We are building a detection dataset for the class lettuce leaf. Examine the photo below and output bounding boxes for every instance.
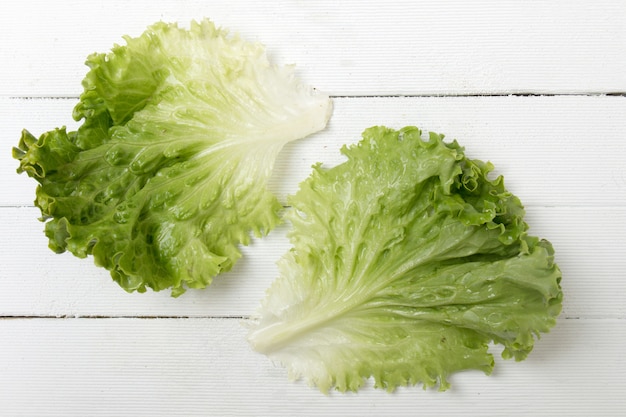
[13,19,332,296]
[247,126,562,392]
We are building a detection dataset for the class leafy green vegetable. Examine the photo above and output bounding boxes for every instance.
[247,126,562,393]
[13,19,332,296]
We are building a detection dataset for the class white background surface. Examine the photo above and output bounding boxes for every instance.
[1,1,625,416]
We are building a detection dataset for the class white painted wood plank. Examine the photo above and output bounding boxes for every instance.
[1,0,625,96]
[3,95,626,208]
[0,317,623,417]
[1,205,623,319]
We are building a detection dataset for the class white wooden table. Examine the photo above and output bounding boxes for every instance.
[1,1,625,416]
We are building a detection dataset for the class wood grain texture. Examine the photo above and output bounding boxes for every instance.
[0,318,624,417]
[1,0,625,96]
[0,1,624,416]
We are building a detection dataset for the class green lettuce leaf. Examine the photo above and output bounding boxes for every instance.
[247,126,562,392]
[13,19,332,296]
